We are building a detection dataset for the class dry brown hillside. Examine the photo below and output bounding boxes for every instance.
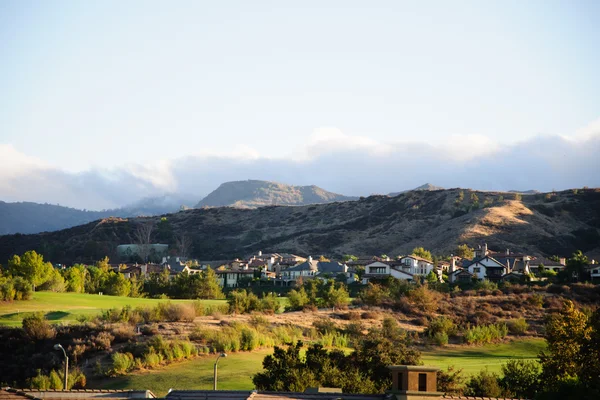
[0,188,598,264]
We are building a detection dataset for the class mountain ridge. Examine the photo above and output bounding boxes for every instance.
[1,188,598,265]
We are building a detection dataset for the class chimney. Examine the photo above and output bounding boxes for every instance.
[308,255,312,263]
[258,250,262,257]
[560,257,566,266]
[450,257,456,273]
[483,243,488,256]
[388,365,443,400]
[506,248,510,255]
[141,264,148,277]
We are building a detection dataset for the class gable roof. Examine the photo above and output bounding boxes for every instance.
[462,256,506,269]
[0,389,155,400]
[400,255,433,263]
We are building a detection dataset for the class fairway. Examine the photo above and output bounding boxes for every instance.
[91,349,273,396]
[421,338,546,375]
[0,292,226,326]
[92,339,545,395]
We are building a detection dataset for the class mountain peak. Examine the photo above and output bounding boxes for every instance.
[195,180,358,208]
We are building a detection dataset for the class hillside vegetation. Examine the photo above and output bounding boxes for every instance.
[196,180,358,208]
[0,188,599,264]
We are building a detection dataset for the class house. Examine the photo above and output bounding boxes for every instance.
[0,388,155,400]
[447,257,473,283]
[361,261,413,284]
[215,268,256,288]
[277,257,350,286]
[586,260,599,280]
[397,255,435,276]
[462,255,508,282]
[528,257,566,273]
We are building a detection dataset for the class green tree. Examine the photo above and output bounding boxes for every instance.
[411,247,432,261]
[323,283,350,309]
[539,300,592,390]
[342,255,358,262]
[566,250,589,282]
[287,287,310,311]
[465,368,504,397]
[426,270,438,283]
[500,360,540,399]
[104,272,131,297]
[7,251,53,290]
[64,264,86,293]
[196,267,224,299]
[455,244,474,259]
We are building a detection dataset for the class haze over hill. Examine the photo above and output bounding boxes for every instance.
[1,188,598,265]
[196,180,358,208]
[0,194,192,235]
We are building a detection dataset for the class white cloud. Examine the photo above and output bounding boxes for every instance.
[1,120,599,210]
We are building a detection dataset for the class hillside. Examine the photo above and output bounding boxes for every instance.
[1,188,598,264]
[195,180,358,208]
[0,195,190,235]
[388,183,444,197]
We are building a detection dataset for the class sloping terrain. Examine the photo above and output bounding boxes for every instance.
[0,195,191,235]
[0,189,598,264]
[196,180,358,208]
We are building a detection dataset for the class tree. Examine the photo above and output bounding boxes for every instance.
[437,366,465,395]
[539,300,592,390]
[411,247,432,261]
[133,222,154,262]
[104,272,131,297]
[175,234,192,258]
[22,313,56,340]
[426,270,439,283]
[465,368,504,397]
[196,267,224,299]
[7,251,53,290]
[342,255,358,262]
[318,255,330,262]
[64,265,86,293]
[566,250,589,282]
[323,283,350,309]
[500,360,540,399]
[455,244,474,259]
[287,287,310,311]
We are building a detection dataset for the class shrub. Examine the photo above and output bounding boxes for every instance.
[259,293,280,314]
[93,331,114,350]
[463,323,508,345]
[425,316,458,339]
[313,318,337,334]
[361,310,380,319]
[506,318,529,335]
[143,350,162,368]
[22,313,56,340]
[465,368,504,397]
[527,293,544,308]
[249,313,269,327]
[158,302,196,322]
[111,324,136,342]
[109,352,135,376]
[432,331,449,346]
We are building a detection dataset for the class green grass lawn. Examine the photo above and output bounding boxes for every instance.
[0,292,226,326]
[421,338,546,375]
[91,349,273,396]
[91,338,545,395]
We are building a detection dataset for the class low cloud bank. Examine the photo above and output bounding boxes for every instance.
[1,127,599,210]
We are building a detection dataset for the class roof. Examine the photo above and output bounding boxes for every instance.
[317,261,347,274]
[0,389,155,400]
[400,255,433,264]
[165,391,387,400]
[164,390,526,400]
[462,256,506,269]
[529,257,565,267]
[285,260,319,272]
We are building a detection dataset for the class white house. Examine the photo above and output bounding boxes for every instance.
[462,255,508,282]
[397,255,435,276]
[215,269,255,288]
[361,261,413,284]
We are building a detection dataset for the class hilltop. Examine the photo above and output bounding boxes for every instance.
[388,183,445,197]
[1,188,598,264]
[195,180,358,208]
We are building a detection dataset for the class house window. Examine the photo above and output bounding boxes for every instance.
[404,259,411,265]
[473,267,481,273]
[418,373,427,391]
[370,267,387,274]
[397,373,404,390]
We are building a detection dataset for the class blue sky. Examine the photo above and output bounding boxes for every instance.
[0,1,599,208]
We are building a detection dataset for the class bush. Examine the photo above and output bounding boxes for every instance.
[425,316,457,339]
[432,331,449,346]
[506,318,529,335]
[22,313,56,340]
[158,302,196,322]
[109,352,135,376]
[143,350,162,368]
[313,318,337,334]
[463,323,508,345]
[93,331,114,350]
[465,368,504,397]
[111,324,136,342]
[527,293,544,308]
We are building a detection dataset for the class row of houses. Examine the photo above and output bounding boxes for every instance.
[111,245,598,288]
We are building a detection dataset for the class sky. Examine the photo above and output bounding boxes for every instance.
[1,0,599,209]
